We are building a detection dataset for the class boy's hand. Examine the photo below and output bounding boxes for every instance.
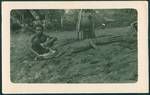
[40,43,47,48]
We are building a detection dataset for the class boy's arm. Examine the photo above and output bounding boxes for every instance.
[31,35,36,43]
[31,35,40,45]
[40,35,51,47]
[41,35,57,48]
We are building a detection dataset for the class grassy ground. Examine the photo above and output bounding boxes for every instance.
[10,26,137,83]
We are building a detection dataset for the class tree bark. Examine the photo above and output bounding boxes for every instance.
[53,32,136,57]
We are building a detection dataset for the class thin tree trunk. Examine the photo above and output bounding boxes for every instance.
[60,15,64,32]
[76,9,82,40]
[29,10,39,19]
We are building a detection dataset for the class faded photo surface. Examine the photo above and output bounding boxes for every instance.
[10,9,138,83]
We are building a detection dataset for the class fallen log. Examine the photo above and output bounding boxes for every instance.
[52,31,137,57]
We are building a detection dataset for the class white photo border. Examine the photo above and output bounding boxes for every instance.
[2,1,149,94]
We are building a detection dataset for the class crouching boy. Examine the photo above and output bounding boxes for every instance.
[31,26,57,60]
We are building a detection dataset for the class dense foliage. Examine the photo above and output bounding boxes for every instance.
[10,9,137,32]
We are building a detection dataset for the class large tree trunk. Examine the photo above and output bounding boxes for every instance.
[81,12,96,40]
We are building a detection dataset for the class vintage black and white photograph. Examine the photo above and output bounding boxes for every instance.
[10,9,138,83]
[2,1,148,93]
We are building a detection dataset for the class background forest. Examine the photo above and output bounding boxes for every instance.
[11,9,137,32]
